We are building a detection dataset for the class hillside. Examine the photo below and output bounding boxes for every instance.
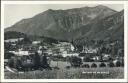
[74,10,124,41]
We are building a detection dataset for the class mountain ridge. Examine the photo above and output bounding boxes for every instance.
[5,5,123,43]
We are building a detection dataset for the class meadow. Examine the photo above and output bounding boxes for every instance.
[4,67,124,79]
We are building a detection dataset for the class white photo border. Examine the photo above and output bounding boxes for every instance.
[1,1,128,82]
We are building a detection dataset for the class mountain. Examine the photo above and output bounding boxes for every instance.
[5,5,123,43]
[74,10,124,42]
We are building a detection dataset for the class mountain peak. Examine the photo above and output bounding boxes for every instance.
[95,5,107,8]
[94,5,117,12]
[47,9,54,12]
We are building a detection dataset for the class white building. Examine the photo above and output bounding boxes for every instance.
[82,46,98,53]
[71,44,75,51]
[9,50,29,56]
[62,52,79,57]
[5,38,24,43]
[102,54,111,61]
[32,41,41,45]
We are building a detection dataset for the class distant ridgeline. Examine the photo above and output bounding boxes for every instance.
[4,31,26,40]
[4,31,61,44]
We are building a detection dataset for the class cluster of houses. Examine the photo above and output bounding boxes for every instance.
[4,37,124,69]
[52,42,77,57]
[4,38,76,62]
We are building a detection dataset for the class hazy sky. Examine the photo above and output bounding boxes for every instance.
[4,4,123,28]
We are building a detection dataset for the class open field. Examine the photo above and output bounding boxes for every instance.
[4,67,124,79]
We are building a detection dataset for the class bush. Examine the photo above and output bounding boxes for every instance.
[121,62,124,67]
[83,57,94,62]
[116,61,122,67]
[70,56,82,67]
[32,52,41,69]
[82,64,90,68]
[99,63,106,67]
[108,62,115,67]
[91,63,97,68]
[8,57,22,70]
[8,58,14,68]
[40,55,50,69]
[21,62,34,71]
[66,66,71,69]
[4,52,15,59]
[53,66,60,70]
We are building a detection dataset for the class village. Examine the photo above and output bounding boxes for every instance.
[4,36,124,72]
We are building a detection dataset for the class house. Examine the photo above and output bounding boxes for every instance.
[102,54,111,61]
[21,44,40,52]
[82,46,98,53]
[71,44,75,51]
[4,38,24,43]
[9,50,29,56]
[92,56,100,61]
[32,41,41,45]
[56,42,75,52]
[62,53,79,57]
[43,49,53,55]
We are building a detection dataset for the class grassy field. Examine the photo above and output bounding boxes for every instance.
[4,67,124,79]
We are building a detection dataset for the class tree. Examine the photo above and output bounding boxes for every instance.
[70,56,82,67]
[15,58,22,70]
[83,57,94,62]
[8,56,22,70]
[32,52,40,69]
[4,52,15,59]
[8,57,14,68]
[40,55,49,68]
[116,61,121,67]
[91,63,97,68]
[99,63,106,67]
[108,62,115,67]
[18,36,32,45]
[81,64,90,68]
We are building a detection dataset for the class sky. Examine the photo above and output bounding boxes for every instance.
[4,4,124,28]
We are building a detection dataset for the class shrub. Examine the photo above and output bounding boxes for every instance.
[82,64,90,68]
[83,57,94,62]
[91,63,97,68]
[21,62,34,71]
[108,62,115,67]
[70,56,82,67]
[121,62,124,67]
[54,66,60,70]
[99,63,106,67]
[40,55,50,69]
[32,52,41,69]
[4,52,15,59]
[66,66,71,69]
[8,58,14,68]
[8,57,22,70]
[116,61,122,67]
